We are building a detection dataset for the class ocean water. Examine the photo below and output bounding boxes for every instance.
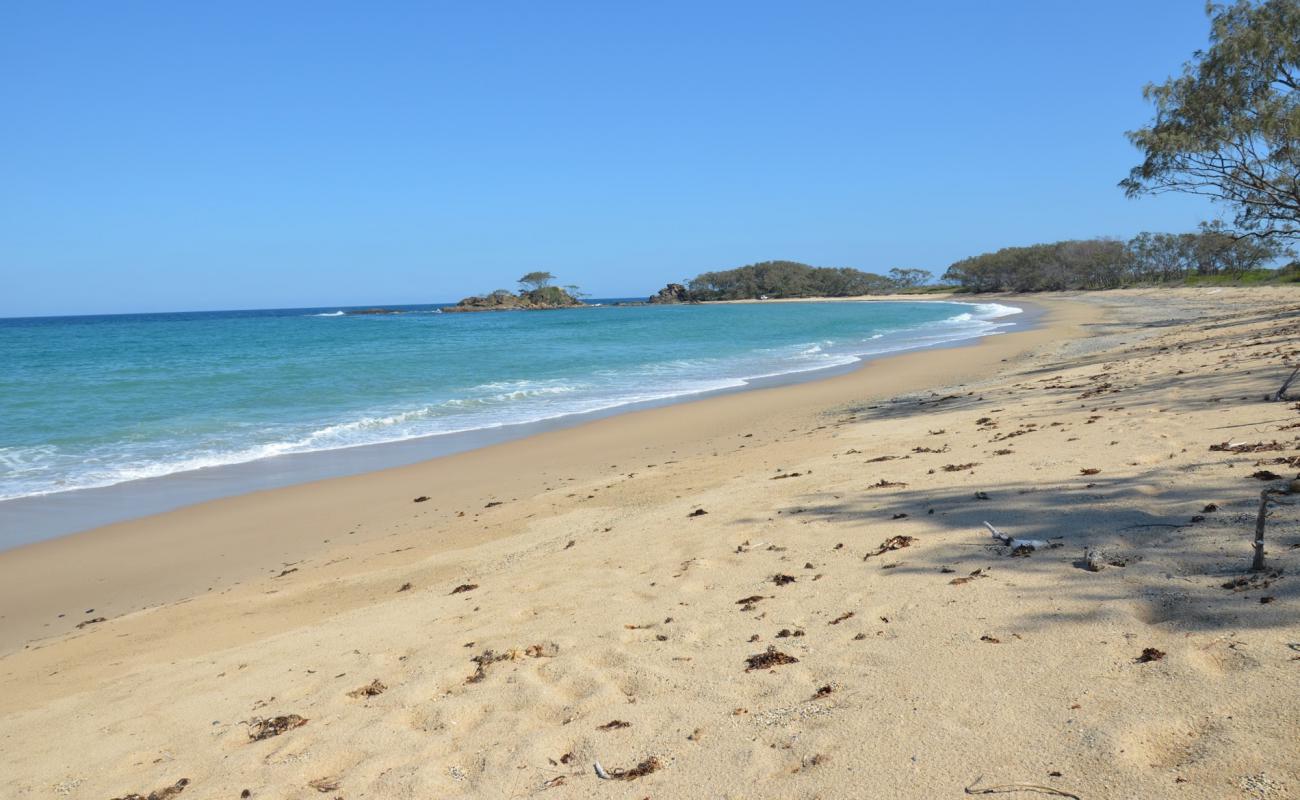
[0,300,1021,503]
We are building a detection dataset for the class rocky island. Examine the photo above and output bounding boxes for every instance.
[647,282,691,304]
[444,272,586,313]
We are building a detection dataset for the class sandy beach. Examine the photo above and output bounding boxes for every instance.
[3,288,1299,799]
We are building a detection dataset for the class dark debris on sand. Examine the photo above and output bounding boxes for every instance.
[450,583,479,594]
[863,535,914,560]
[110,778,189,800]
[347,679,387,698]
[599,756,662,780]
[1136,647,1166,663]
[745,646,800,671]
[597,720,631,731]
[247,715,307,741]
[466,650,509,683]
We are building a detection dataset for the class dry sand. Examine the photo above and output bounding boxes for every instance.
[2,288,1299,800]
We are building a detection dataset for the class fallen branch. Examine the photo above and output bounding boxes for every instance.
[1252,489,1272,573]
[984,522,1047,551]
[964,775,1081,799]
[1272,364,1300,402]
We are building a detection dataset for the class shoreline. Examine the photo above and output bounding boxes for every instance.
[4,287,1299,799]
[0,295,1063,655]
[0,297,1036,549]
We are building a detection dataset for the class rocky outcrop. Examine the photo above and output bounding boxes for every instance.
[444,287,585,313]
[648,283,691,304]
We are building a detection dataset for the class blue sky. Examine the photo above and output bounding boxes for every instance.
[3,1,1218,317]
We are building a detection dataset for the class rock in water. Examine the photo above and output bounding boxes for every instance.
[648,283,690,304]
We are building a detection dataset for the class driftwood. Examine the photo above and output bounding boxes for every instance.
[1272,364,1300,401]
[984,522,1047,551]
[964,775,1080,799]
[1252,490,1271,572]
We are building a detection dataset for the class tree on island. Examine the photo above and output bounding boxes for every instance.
[518,271,556,291]
[1121,0,1300,241]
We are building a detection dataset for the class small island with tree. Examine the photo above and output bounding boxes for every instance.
[444,271,587,312]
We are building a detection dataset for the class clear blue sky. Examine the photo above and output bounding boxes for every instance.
[3,1,1219,317]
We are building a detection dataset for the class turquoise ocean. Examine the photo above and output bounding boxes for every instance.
[0,300,1022,507]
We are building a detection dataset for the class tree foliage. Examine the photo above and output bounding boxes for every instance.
[685,261,900,300]
[942,228,1292,291]
[518,271,555,290]
[887,268,933,289]
[1122,0,1300,240]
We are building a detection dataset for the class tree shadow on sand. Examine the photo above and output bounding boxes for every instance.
[731,466,1298,637]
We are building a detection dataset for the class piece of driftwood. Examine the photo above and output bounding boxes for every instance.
[964,775,1080,799]
[984,522,1047,551]
[1272,364,1300,401]
[1252,489,1270,572]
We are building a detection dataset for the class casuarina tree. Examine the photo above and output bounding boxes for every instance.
[1121,0,1300,240]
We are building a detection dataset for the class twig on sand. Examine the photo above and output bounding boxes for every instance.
[964,775,1081,799]
[1252,489,1274,572]
[983,522,1047,551]
[1271,364,1299,401]
[592,757,660,780]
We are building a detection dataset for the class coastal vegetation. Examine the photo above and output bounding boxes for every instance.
[679,261,931,301]
[941,225,1295,292]
[1122,0,1300,243]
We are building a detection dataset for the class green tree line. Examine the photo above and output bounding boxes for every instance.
[684,261,933,300]
[941,224,1294,292]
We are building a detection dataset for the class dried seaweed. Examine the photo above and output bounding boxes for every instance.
[595,756,662,780]
[863,535,914,559]
[949,568,986,586]
[1079,468,1101,475]
[771,574,797,586]
[1251,470,1283,480]
[307,776,340,793]
[76,616,107,629]
[1210,440,1288,453]
[397,582,412,592]
[110,778,190,800]
[247,715,307,741]
[868,479,908,488]
[347,679,386,698]
[942,463,980,472]
[745,645,799,671]
[1136,647,1165,663]
[450,583,479,594]
[466,650,509,683]
[688,508,708,517]
[597,720,631,731]
[412,495,430,503]
[828,611,855,625]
